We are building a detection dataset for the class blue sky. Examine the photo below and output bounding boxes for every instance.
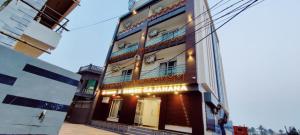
[40,0,300,131]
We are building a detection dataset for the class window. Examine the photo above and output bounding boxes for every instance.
[85,80,97,94]
[121,69,132,82]
[108,99,123,120]
[159,61,177,76]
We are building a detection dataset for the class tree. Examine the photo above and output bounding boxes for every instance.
[279,129,285,135]
[249,127,257,135]
[268,129,275,135]
[288,127,299,135]
[258,125,267,135]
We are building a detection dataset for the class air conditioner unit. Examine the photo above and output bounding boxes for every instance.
[124,21,132,29]
[149,29,159,38]
[111,65,121,73]
[118,42,126,49]
[154,6,163,14]
[145,54,156,64]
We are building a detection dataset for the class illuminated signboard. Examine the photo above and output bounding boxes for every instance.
[102,84,188,95]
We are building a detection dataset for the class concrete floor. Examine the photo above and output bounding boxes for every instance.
[59,123,119,135]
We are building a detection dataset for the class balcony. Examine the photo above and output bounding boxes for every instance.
[111,43,139,58]
[103,75,132,84]
[145,27,185,48]
[140,64,186,79]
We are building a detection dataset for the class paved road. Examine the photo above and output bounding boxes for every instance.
[59,123,119,135]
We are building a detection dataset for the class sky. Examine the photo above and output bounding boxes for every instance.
[40,0,300,131]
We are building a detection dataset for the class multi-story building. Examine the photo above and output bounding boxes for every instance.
[0,0,80,134]
[91,0,231,134]
[66,64,103,124]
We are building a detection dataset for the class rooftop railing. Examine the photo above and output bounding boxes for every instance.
[145,27,186,47]
[148,0,186,21]
[103,74,132,84]
[79,64,103,73]
[111,43,139,57]
[76,88,95,96]
[140,64,186,79]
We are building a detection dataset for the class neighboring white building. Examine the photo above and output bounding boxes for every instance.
[0,0,80,134]
[0,0,79,57]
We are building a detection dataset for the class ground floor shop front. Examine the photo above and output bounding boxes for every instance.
[92,91,204,135]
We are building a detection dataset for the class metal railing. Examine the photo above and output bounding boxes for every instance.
[77,88,95,95]
[79,64,103,73]
[103,74,132,84]
[111,43,139,57]
[140,64,186,79]
[145,27,186,47]
[20,0,71,32]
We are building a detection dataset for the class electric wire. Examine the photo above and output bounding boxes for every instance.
[140,0,261,76]
[103,0,263,77]
[70,0,228,32]
[70,15,121,31]
[102,0,229,76]
[103,0,252,77]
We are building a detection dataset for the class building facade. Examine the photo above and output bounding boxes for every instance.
[66,64,103,124]
[0,0,80,134]
[91,0,231,134]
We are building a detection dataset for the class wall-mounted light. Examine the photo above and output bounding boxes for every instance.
[132,10,137,15]
[187,49,194,62]
[141,33,145,40]
[188,14,193,23]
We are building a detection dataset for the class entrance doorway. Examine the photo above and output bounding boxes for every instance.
[134,98,161,128]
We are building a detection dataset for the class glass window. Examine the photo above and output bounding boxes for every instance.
[121,69,132,82]
[159,61,177,76]
[85,80,97,94]
[109,99,123,119]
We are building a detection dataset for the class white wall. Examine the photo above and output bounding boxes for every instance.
[24,21,62,49]
[0,0,46,47]
[194,0,218,96]
[0,45,80,134]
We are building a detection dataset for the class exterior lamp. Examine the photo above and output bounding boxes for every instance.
[188,14,193,23]
[132,10,137,15]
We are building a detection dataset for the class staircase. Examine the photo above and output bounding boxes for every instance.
[91,120,190,135]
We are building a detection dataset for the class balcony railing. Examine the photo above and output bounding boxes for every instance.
[118,20,146,36]
[103,75,132,84]
[140,64,186,79]
[76,88,95,96]
[145,27,186,47]
[148,0,186,21]
[111,43,139,57]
